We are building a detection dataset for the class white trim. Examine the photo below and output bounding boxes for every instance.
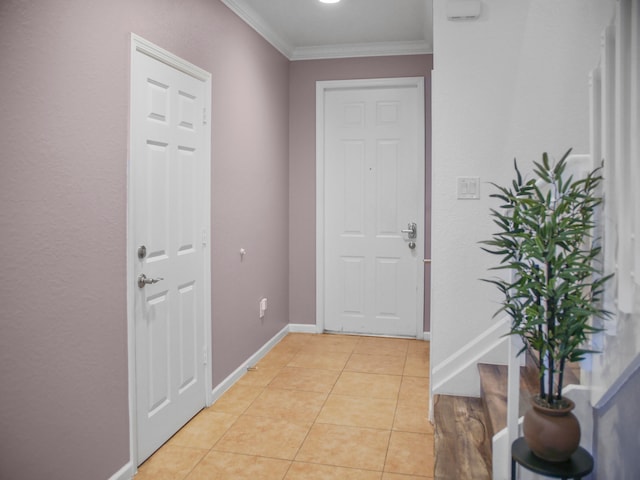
[127,33,212,469]
[316,77,426,339]
[131,34,210,81]
[220,0,431,60]
[431,316,512,396]
[126,34,139,472]
[423,332,431,341]
[220,0,292,58]
[594,353,640,409]
[291,40,431,61]
[492,416,524,480]
[210,325,290,403]
[505,333,520,478]
[316,80,326,334]
[108,462,134,480]
[202,66,213,408]
[289,323,320,334]
[432,316,509,377]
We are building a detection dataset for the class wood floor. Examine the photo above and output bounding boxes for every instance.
[433,395,492,480]
[432,352,582,480]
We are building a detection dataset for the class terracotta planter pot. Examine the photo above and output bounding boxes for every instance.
[522,395,581,463]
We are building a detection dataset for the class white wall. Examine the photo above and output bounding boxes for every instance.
[587,2,640,475]
[586,0,640,408]
[430,0,616,395]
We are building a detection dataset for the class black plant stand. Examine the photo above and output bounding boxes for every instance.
[511,437,594,480]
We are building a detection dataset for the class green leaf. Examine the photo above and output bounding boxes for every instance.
[480,149,613,398]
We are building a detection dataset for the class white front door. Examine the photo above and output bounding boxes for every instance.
[129,36,211,464]
[318,78,425,337]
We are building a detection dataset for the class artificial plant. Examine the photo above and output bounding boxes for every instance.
[481,148,612,408]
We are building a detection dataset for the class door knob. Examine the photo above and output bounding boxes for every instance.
[138,274,164,288]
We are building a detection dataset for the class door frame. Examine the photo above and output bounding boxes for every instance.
[126,33,213,468]
[315,77,426,338]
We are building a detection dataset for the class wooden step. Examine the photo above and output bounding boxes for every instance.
[478,364,507,441]
[432,356,582,480]
[433,394,492,480]
[478,363,538,440]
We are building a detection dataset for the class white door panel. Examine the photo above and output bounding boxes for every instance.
[130,41,210,464]
[321,79,424,337]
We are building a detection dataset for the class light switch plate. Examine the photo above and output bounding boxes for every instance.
[457,176,480,199]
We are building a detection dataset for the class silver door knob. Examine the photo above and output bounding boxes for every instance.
[138,274,164,288]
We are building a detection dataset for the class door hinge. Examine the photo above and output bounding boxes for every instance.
[202,106,207,126]
[202,229,208,246]
[203,349,208,366]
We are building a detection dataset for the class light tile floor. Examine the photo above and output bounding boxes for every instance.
[135,333,433,480]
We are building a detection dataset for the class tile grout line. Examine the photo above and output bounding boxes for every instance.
[287,337,356,472]
[139,333,433,478]
[379,348,408,477]
[197,343,298,477]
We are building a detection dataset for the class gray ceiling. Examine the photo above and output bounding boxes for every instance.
[221,0,433,60]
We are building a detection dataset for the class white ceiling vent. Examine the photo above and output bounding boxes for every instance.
[447,0,482,20]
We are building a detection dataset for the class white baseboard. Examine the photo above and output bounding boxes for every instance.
[210,325,290,404]
[109,461,134,480]
[288,323,430,340]
[288,323,320,334]
[209,322,427,404]
[119,324,426,479]
[116,325,302,480]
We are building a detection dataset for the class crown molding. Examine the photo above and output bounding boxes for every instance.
[221,0,432,61]
[291,40,432,61]
[221,0,294,59]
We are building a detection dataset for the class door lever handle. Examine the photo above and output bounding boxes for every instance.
[400,222,417,239]
[138,274,164,288]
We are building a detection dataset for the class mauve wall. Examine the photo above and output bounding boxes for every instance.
[288,55,433,332]
[0,1,289,478]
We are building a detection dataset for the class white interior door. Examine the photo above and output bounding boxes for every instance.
[130,36,211,464]
[318,78,425,337]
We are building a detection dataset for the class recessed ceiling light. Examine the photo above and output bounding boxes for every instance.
[319,0,341,4]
